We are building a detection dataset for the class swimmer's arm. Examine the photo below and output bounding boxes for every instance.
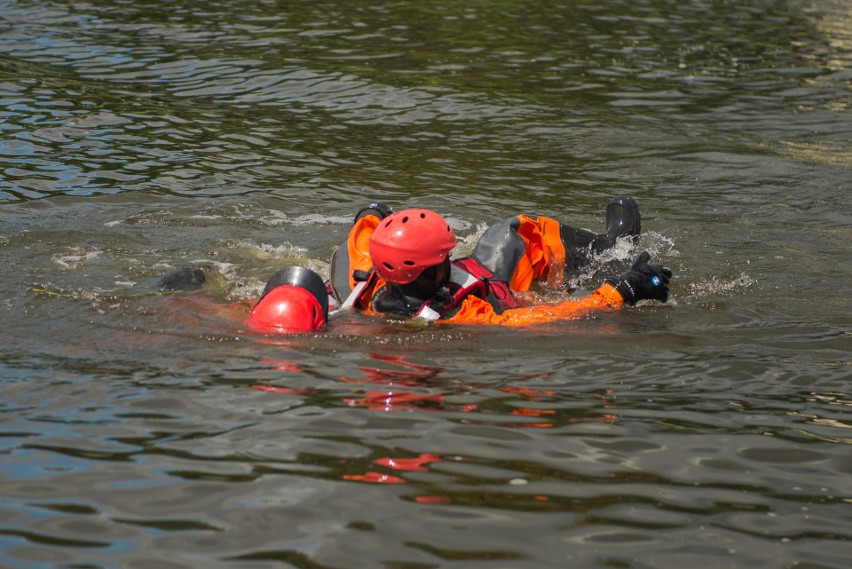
[445,284,624,326]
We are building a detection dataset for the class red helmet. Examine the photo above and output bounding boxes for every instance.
[246,267,329,334]
[246,285,325,333]
[369,209,456,284]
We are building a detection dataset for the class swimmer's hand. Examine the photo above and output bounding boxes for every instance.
[606,251,672,305]
[159,267,206,291]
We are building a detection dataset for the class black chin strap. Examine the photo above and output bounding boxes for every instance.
[371,258,452,317]
[374,284,455,317]
[373,286,427,316]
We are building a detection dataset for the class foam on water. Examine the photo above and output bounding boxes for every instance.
[258,209,353,227]
[52,246,103,269]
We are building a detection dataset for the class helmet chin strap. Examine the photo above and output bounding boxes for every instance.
[374,258,452,316]
[374,286,430,316]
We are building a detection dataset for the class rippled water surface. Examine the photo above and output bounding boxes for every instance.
[1,0,850,568]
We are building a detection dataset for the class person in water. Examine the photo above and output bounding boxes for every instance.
[237,196,672,333]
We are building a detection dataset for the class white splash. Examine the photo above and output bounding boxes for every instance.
[688,273,756,297]
[453,221,488,257]
[53,247,102,269]
[258,210,352,227]
[230,240,309,260]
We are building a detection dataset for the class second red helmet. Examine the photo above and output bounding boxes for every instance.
[245,266,329,333]
[246,285,325,333]
[369,209,456,284]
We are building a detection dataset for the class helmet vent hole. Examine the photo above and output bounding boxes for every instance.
[383,262,394,270]
[404,260,416,266]
[401,216,409,223]
[420,212,426,219]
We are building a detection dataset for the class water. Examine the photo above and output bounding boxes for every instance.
[1,0,850,567]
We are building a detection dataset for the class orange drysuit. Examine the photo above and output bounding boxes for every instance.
[331,211,627,326]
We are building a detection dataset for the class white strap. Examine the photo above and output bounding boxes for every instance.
[340,279,369,310]
[414,305,441,322]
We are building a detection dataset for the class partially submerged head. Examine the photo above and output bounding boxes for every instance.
[246,266,328,333]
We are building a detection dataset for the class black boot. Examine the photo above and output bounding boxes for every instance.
[589,195,641,253]
[561,196,641,276]
[604,195,641,245]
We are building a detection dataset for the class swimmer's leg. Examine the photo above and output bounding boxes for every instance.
[562,195,641,274]
[472,196,642,288]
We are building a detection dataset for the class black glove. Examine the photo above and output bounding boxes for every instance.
[605,251,672,305]
[158,267,206,291]
[354,202,393,222]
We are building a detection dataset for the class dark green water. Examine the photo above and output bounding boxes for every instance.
[1,1,850,568]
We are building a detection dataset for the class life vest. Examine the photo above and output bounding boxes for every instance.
[338,257,520,321]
